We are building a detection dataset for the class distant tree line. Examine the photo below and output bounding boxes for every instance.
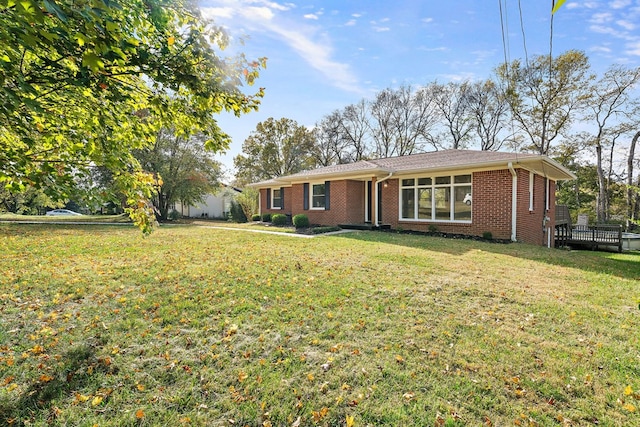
[235,50,640,228]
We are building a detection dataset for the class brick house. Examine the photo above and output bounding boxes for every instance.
[249,150,575,246]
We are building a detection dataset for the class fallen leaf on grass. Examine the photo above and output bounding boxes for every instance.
[135,409,145,419]
[346,415,355,427]
[312,407,328,422]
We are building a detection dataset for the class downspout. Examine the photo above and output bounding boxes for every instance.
[508,162,517,242]
[374,172,393,227]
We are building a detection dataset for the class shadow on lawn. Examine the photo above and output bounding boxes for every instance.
[336,230,640,282]
[0,336,113,426]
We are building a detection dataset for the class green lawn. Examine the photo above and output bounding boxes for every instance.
[0,224,638,426]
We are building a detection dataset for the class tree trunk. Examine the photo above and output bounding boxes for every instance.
[595,143,608,223]
[628,131,640,229]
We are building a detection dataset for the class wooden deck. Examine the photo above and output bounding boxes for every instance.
[554,206,623,252]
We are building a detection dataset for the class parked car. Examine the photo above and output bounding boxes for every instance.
[463,193,472,205]
[46,209,83,216]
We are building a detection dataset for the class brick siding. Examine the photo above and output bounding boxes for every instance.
[259,168,556,246]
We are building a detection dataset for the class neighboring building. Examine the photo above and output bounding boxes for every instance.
[248,150,576,246]
[177,185,241,219]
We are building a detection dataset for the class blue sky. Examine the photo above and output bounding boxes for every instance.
[198,0,640,178]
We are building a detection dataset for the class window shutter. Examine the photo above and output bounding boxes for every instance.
[324,181,330,210]
[303,183,309,210]
[280,187,285,209]
[266,188,271,208]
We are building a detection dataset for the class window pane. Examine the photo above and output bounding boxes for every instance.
[402,179,414,187]
[434,187,450,220]
[312,184,325,196]
[418,188,432,219]
[417,177,432,186]
[312,195,326,208]
[435,176,450,185]
[454,175,471,184]
[454,186,472,220]
[401,188,415,219]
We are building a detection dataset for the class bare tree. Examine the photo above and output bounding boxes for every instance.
[585,65,640,222]
[340,100,371,161]
[370,88,398,158]
[430,81,474,149]
[392,85,439,156]
[628,131,640,228]
[467,79,510,151]
[314,111,352,166]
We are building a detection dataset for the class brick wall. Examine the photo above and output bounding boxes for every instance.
[260,180,365,225]
[387,170,513,240]
[515,171,556,246]
[258,169,557,246]
[260,186,291,217]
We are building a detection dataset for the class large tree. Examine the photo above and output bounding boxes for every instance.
[0,0,264,232]
[585,65,640,222]
[234,118,316,185]
[496,50,593,155]
[135,128,222,221]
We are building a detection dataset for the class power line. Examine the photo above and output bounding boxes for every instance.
[518,0,529,67]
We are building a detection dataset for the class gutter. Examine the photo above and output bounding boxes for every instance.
[374,172,394,227]
[508,162,517,242]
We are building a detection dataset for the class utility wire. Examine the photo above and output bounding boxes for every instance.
[499,0,510,68]
[518,0,529,67]
[550,0,555,75]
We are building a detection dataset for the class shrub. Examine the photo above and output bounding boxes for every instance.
[271,213,287,226]
[292,214,309,228]
[168,210,180,221]
[482,231,493,240]
[311,226,341,234]
[228,200,247,223]
[261,213,271,222]
[428,224,438,233]
[251,214,261,221]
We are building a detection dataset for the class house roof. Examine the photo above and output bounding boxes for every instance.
[248,149,576,187]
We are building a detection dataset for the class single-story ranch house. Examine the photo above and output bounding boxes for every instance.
[249,150,576,246]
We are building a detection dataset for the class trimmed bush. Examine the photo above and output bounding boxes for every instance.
[311,226,341,234]
[482,231,493,240]
[292,214,309,228]
[271,213,287,226]
[228,200,247,223]
[261,213,271,222]
[251,214,261,221]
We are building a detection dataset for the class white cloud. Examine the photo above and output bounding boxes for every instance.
[422,17,434,24]
[352,13,362,18]
[441,72,476,82]
[374,27,390,32]
[590,12,614,23]
[201,0,362,94]
[626,41,640,55]
[617,19,636,30]
[419,46,448,52]
[590,45,612,53]
[345,19,356,26]
[201,7,235,19]
[609,0,631,9]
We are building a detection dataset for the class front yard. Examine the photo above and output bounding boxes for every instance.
[0,224,638,426]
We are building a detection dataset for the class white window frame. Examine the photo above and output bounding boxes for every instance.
[529,171,535,211]
[399,174,472,223]
[310,182,326,210]
[271,188,282,209]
